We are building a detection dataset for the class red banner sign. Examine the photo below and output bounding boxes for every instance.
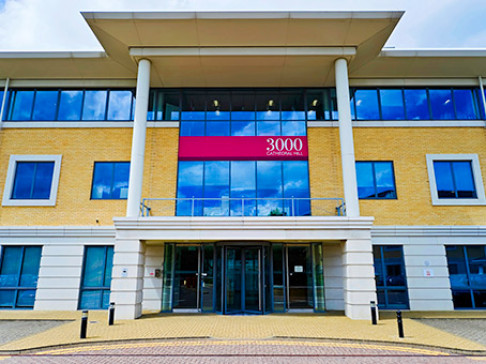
[179,136,308,161]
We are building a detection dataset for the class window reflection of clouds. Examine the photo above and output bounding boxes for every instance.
[58,91,83,120]
[82,90,107,120]
[176,161,310,216]
[107,91,132,120]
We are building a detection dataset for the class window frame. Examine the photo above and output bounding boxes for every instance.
[2,155,62,206]
[90,161,130,200]
[426,154,486,206]
[356,160,397,200]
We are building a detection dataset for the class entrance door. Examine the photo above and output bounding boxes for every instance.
[225,247,262,314]
[287,246,313,309]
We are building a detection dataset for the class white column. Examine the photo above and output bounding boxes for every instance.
[126,59,151,217]
[343,239,377,319]
[110,239,145,319]
[335,58,360,217]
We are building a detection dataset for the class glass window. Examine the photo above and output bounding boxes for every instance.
[181,92,205,121]
[0,246,42,309]
[32,91,58,121]
[180,121,205,136]
[257,161,283,216]
[454,89,479,120]
[373,245,408,309]
[9,90,34,120]
[356,161,397,199]
[404,89,429,120]
[282,121,306,136]
[58,90,83,120]
[79,246,114,310]
[91,162,130,199]
[203,161,229,216]
[306,91,331,121]
[353,89,380,120]
[82,90,107,120]
[446,245,486,309]
[433,161,476,199]
[231,121,256,136]
[280,91,305,121]
[107,90,133,120]
[11,162,54,200]
[230,161,256,216]
[257,121,280,136]
[429,89,455,119]
[283,161,310,215]
[256,93,280,121]
[176,161,204,216]
[379,89,405,120]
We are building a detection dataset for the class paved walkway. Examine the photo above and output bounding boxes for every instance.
[1,339,486,363]
[0,321,67,346]
[0,311,485,355]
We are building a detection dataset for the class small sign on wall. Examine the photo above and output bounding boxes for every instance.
[424,268,434,277]
[294,265,304,273]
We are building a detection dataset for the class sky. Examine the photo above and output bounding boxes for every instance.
[0,0,485,51]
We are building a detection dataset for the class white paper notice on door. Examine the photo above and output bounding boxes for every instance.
[294,265,303,273]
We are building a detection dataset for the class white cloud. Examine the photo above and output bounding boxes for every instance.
[0,0,484,50]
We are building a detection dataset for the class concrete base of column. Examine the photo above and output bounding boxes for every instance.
[343,239,377,320]
[110,239,145,320]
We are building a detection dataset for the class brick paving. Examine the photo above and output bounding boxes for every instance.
[0,339,485,363]
[0,321,68,346]
[416,319,486,347]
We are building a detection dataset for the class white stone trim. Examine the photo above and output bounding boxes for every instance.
[426,154,486,206]
[0,226,115,239]
[2,155,62,206]
[372,225,486,238]
[349,78,481,87]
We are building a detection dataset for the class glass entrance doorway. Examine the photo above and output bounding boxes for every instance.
[225,247,262,314]
[161,242,325,314]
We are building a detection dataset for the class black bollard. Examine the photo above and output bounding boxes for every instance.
[370,301,377,325]
[108,302,115,326]
[80,310,88,339]
[396,310,404,338]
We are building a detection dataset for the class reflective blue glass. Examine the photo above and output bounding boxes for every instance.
[19,246,41,287]
[354,90,380,120]
[281,111,305,120]
[32,91,58,120]
[91,162,129,199]
[58,90,83,120]
[230,161,256,216]
[12,162,54,199]
[176,161,204,215]
[356,161,396,199]
[379,89,405,120]
[82,90,107,120]
[404,89,429,120]
[79,290,103,310]
[206,111,230,120]
[231,121,256,136]
[206,121,230,136]
[9,91,34,120]
[0,290,15,307]
[374,162,397,198]
[107,90,133,120]
[257,161,283,216]
[0,91,3,120]
[356,162,374,198]
[181,111,205,120]
[454,89,479,120]
[257,121,280,136]
[0,247,22,287]
[452,162,476,198]
[180,121,205,136]
[282,121,306,136]
[434,161,476,199]
[430,89,455,119]
[0,246,41,309]
[283,161,310,215]
[257,110,280,121]
[79,246,113,310]
[231,111,255,121]
[203,161,229,216]
[16,289,36,307]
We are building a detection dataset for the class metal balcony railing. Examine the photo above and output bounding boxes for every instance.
[140,197,345,217]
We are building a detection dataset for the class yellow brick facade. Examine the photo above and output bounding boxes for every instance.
[0,126,485,227]
[309,127,486,226]
[0,127,179,226]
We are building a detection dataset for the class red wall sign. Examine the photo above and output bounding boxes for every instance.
[179,136,308,161]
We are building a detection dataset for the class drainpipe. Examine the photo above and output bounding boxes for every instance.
[479,76,486,126]
[0,78,10,129]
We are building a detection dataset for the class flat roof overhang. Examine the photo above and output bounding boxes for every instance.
[1,12,486,84]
